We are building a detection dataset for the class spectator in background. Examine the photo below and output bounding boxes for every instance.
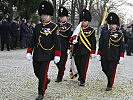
[126,25,133,56]
[0,13,11,51]
[10,16,20,50]
[20,18,33,48]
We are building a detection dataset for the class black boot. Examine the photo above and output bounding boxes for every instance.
[1,43,4,51]
[7,44,10,51]
[55,79,62,83]
[106,87,112,91]
[46,79,50,84]
[1,48,4,51]
[79,82,85,87]
[36,95,44,100]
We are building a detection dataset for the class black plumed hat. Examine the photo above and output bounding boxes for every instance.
[58,7,68,17]
[106,12,120,26]
[79,9,92,22]
[38,0,54,16]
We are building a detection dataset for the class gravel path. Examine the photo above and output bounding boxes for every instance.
[0,49,133,100]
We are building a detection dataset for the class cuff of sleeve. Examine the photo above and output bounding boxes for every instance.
[68,45,71,50]
[120,52,124,57]
[69,35,76,41]
[91,50,95,54]
[97,50,101,55]
[55,50,61,57]
[27,48,33,54]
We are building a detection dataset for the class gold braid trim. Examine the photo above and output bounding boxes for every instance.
[110,34,123,42]
[38,35,54,51]
[51,24,58,32]
[59,25,72,32]
[40,24,58,36]
[110,42,120,47]
[40,31,52,36]
[59,33,69,38]
[86,30,95,37]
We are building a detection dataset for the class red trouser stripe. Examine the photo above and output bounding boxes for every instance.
[84,55,90,82]
[61,55,68,79]
[42,61,50,96]
[111,64,118,87]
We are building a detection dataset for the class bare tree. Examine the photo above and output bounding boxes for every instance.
[71,0,77,27]
[59,0,68,7]
[52,0,57,22]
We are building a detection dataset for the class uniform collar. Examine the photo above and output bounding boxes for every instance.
[42,20,51,25]
[110,29,117,34]
[60,21,67,25]
[82,25,89,29]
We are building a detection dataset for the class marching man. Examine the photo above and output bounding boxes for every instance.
[55,7,73,82]
[70,9,96,86]
[97,12,125,91]
[26,1,61,99]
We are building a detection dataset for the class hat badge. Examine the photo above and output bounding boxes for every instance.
[42,5,44,9]
[110,16,113,20]
[61,8,63,13]
[83,12,85,16]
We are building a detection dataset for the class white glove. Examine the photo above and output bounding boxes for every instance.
[72,39,78,44]
[26,53,32,61]
[54,56,60,64]
[119,57,124,64]
[67,49,71,55]
[91,54,96,58]
[96,55,101,61]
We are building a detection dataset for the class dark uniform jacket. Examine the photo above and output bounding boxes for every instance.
[98,30,125,61]
[27,21,61,61]
[74,26,96,55]
[58,22,72,51]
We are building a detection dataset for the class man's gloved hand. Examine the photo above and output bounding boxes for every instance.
[119,57,124,64]
[96,55,101,61]
[70,35,78,45]
[26,53,32,61]
[67,49,71,55]
[91,54,96,58]
[54,56,60,64]
[72,39,78,44]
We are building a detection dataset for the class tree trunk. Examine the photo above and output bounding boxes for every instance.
[89,0,93,11]
[71,0,77,28]
[53,0,57,22]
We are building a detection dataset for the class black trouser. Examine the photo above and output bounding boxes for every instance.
[11,36,18,49]
[127,43,132,55]
[56,51,68,80]
[101,60,118,87]
[74,54,90,84]
[1,42,10,51]
[21,36,31,48]
[33,60,50,96]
